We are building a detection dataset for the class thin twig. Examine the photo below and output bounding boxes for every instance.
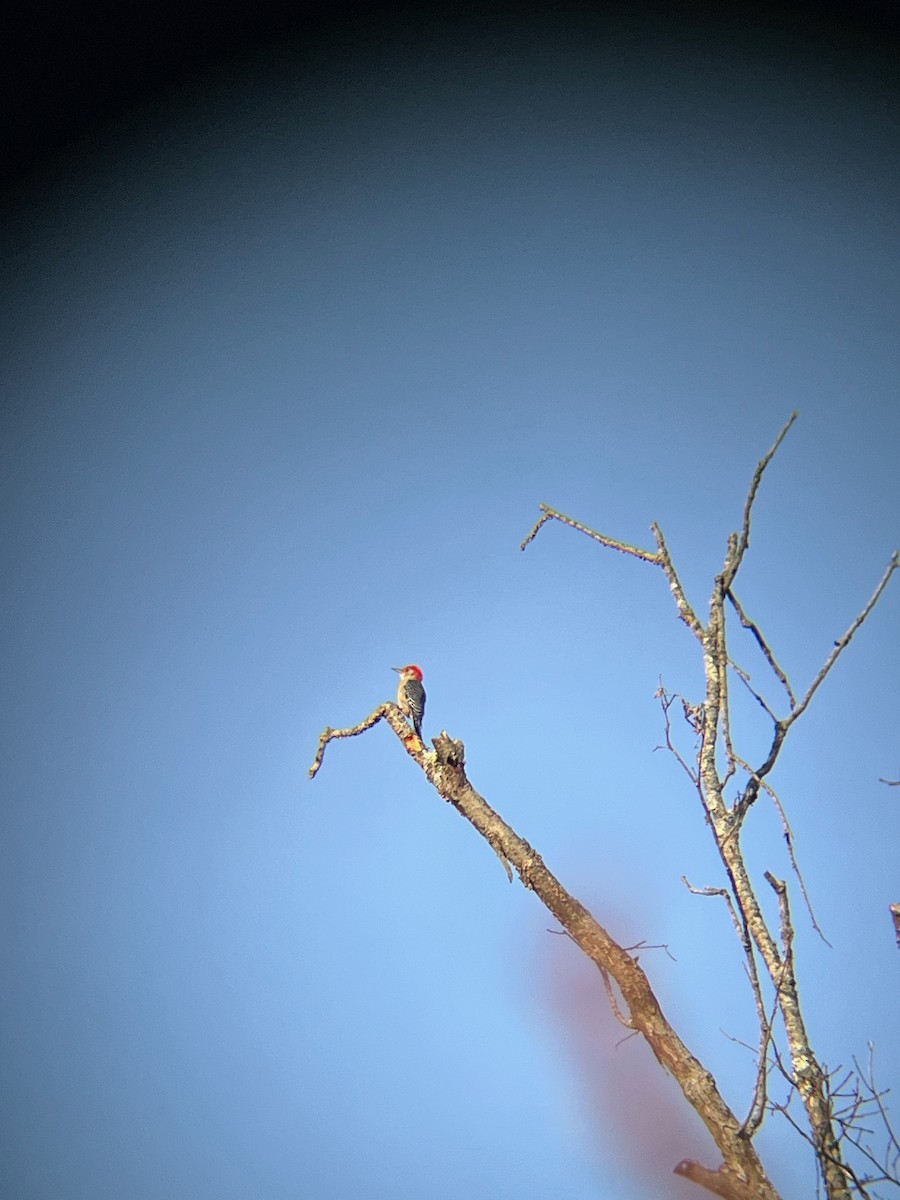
[719,578,738,784]
[309,702,429,779]
[519,504,660,563]
[655,684,701,785]
[856,1044,900,1176]
[309,704,394,778]
[733,755,830,946]
[519,504,707,640]
[728,411,799,581]
[786,553,900,729]
[682,874,773,1135]
[728,656,780,722]
[739,973,787,1140]
[736,552,898,820]
[727,589,797,710]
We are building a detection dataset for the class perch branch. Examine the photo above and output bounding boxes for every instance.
[311,722,782,1200]
[309,703,427,779]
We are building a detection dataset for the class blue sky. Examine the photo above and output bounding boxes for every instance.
[2,8,898,1199]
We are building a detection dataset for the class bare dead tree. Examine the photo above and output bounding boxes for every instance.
[310,415,898,1200]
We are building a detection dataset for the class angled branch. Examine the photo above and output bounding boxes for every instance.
[309,703,427,779]
[725,411,798,586]
[655,684,701,785]
[520,504,660,563]
[311,720,782,1200]
[726,590,796,710]
[733,756,829,945]
[736,551,898,815]
[520,504,705,640]
[728,657,779,723]
[786,552,899,728]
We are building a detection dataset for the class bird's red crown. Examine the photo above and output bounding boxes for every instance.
[394,664,423,680]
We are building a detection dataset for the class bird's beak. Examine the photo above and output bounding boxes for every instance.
[391,666,401,673]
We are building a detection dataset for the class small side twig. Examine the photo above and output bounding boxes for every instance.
[726,589,796,710]
[682,875,773,1135]
[655,684,701,785]
[733,755,830,946]
[519,505,659,564]
[519,504,705,641]
[728,657,779,723]
[729,411,799,578]
[786,552,899,729]
[309,702,426,779]
[732,554,897,818]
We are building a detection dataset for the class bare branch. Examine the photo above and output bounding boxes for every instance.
[651,522,705,639]
[728,656,780,723]
[787,553,899,729]
[655,684,701,785]
[734,723,788,818]
[891,905,900,951]
[719,596,739,785]
[519,504,660,563]
[733,756,830,945]
[519,504,706,640]
[764,874,852,1198]
[733,553,897,820]
[309,703,427,779]
[518,508,555,548]
[674,1159,772,1200]
[726,411,799,584]
[726,589,797,710]
[311,717,782,1199]
[855,1044,900,1181]
[682,876,773,1137]
[742,983,785,1140]
[828,1047,900,1193]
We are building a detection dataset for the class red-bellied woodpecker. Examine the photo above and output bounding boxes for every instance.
[392,664,426,745]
